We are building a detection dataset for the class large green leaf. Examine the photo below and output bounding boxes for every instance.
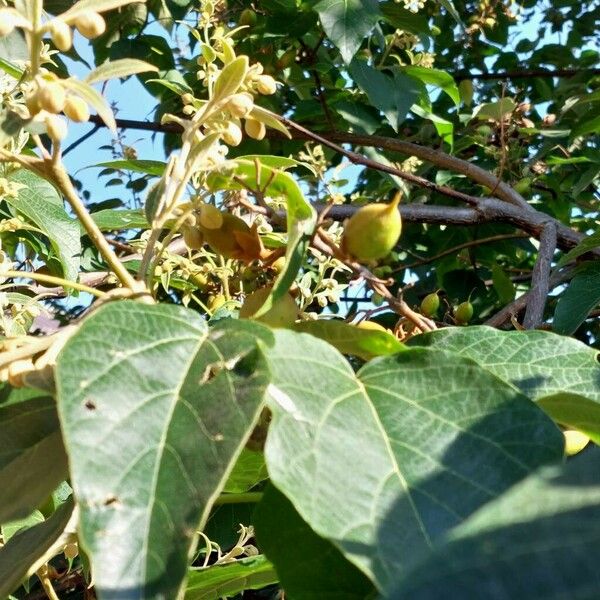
[0,394,68,524]
[410,326,600,442]
[263,332,563,592]
[255,485,376,600]
[349,59,419,131]
[553,262,600,335]
[91,208,149,231]
[92,159,167,176]
[56,303,273,599]
[391,450,600,599]
[7,170,81,280]
[222,448,268,494]
[315,0,381,64]
[0,498,74,599]
[185,555,277,600]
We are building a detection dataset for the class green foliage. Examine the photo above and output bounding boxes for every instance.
[1,0,600,597]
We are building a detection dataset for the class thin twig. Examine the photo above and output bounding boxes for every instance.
[523,221,557,329]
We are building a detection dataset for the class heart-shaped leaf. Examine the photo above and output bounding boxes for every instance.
[56,303,272,599]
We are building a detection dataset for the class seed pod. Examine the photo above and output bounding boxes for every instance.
[341,193,402,262]
[182,225,204,250]
[454,301,474,324]
[49,19,72,51]
[420,293,440,317]
[63,95,89,122]
[227,93,254,118]
[256,75,277,95]
[45,115,68,143]
[0,10,16,37]
[38,82,66,114]
[74,11,106,39]
[239,286,297,328]
[244,118,266,140]
[222,122,242,146]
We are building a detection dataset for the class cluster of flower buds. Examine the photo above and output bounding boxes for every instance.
[0,8,106,46]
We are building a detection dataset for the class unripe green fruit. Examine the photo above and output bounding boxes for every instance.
[341,193,402,262]
[189,272,208,289]
[64,95,89,122]
[239,8,257,27]
[564,430,589,456]
[38,82,66,114]
[64,542,79,560]
[239,286,297,328]
[420,293,440,317]
[454,301,474,324]
[74,11,106,39]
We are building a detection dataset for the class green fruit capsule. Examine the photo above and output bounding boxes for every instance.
[341,192,402,263]
[420,293,440,317]
[454,301,474,324]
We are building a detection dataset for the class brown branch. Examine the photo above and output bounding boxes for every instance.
[392,233,529,273]
[523,221,557,329]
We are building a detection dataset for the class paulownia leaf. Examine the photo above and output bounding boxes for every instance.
[0,498,74,599]
[391,450,600,599]
[0,393,68,524]
[315,0,382,64]
[56,303,273,599]
[90,208,149,231]
[263,331,563,593]
[85,58,158,84]
[410,326,600,443]
[7,170,81,281]
[255,485,376,599]
[185,555,278,600]
[293,319,404,360]
[553,262,600,336]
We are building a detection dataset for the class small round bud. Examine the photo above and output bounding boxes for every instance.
[244,118,266,140]
[74,11,106,39]
[25,91,41,117]
[182,105,195,116]
[45,115,68,143]
[564,430,590,457]
[244,118,265,141]
[222,122,242,146]
[181,93,194,105]
[227,93,254,118]
[37,82,66,114]
[49,19,72,52]
[63,95,89,122]
[0,10,16,37]
[256,75,277,95]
